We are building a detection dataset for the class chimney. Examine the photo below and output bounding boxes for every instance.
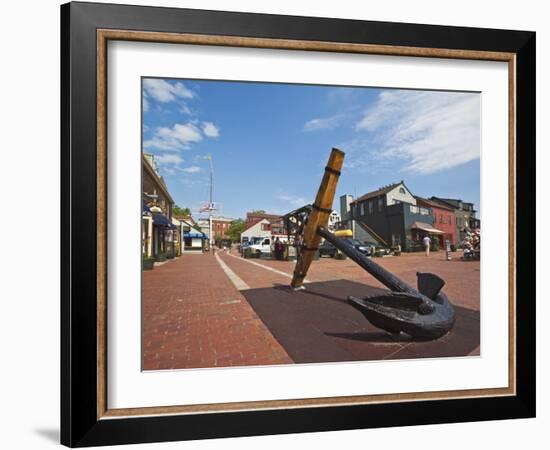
[340,194,353,221]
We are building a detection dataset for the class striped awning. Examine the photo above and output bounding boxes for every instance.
[411,222,445,234]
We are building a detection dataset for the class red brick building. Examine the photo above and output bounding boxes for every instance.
[211,217,233,239]
[415,197,457,247]
[245,212,285,235]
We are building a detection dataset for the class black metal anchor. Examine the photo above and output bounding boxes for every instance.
[318,227,456,339]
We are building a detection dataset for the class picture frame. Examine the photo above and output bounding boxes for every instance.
[61,1,535,447]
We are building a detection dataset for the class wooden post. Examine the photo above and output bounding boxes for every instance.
[290,148,345,288]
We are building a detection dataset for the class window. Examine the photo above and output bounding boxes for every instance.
[368,200,373,214]
[261,223,271,231]
[263,239,270,245]
[439,213,443,223]
[399,187,406,194]
[360,202,365,215]
[378,197,383,212]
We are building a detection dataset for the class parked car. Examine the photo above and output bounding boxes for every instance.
[363,241,391,256]
[320,238,373,257]
[347,239,373,256]
[319,240,337,258]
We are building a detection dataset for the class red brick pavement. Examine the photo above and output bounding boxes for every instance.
[220,249,480,358]
[228,250,480,311]
[143,249,480,371]
[142,252,292,370]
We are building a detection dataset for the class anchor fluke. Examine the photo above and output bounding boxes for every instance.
[348,290,455,340]
[417,272,445,300]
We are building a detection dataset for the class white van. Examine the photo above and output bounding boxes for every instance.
[248,237,272,255]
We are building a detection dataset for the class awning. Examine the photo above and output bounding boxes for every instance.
[153,213,176,229]
[184,232,207,239]
[411,222,445,234]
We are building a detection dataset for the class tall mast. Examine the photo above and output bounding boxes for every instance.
[208,155,213,247]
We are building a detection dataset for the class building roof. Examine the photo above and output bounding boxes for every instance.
[246,212,283,220]
[429,196,476,212]
[350,181,404,204]
[142,154,175,205]
[415,196,454,211]
[242,218,271,233]
[173,214,194,222]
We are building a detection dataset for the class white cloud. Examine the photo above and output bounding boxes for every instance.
[143,79,194,103]
[303,114,343,132]
[182,166,202,173]
[144,122,203,151]
[180,104,194,115]
[143,95,149,112]
[201,121,220,138]
[277,193,306,207]
[155,153,183,165]
[355,90,480,174]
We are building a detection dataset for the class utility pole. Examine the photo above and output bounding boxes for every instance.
[208,155,214,249]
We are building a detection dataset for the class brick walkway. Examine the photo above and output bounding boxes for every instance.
[142,252,292,370]
[228,249,480,310]
[219,249,480,359]
[143,249,480,370]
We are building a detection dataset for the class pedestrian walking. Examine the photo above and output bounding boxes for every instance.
[422,235,431,257]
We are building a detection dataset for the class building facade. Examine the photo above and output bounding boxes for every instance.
[211,216,234,240]
[328,210,341,231]
[430,197,479,245]
[245,212,286,235]
[142,154,176,260]
[241,218,273,244]
[341,182,446,252]
[178,217,207,252]
[415,197,457,247]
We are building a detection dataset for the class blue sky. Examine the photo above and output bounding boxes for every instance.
[142,78,481,219]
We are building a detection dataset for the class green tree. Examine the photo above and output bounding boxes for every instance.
[173,204,191,217]
[226,219,247,243]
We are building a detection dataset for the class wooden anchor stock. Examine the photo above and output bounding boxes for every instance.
[290,148,345,289]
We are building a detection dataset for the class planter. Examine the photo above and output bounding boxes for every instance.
[155,252,167,262]
[142,258,155,270]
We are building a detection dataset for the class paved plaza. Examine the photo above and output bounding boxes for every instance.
[143,250,480,370]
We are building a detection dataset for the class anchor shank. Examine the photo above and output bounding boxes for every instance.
[318,226,418,295]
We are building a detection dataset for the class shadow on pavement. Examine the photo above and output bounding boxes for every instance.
[241,279,480,364]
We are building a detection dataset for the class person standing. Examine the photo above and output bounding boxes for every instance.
[274,237,284,260]
[422,235,431,257]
